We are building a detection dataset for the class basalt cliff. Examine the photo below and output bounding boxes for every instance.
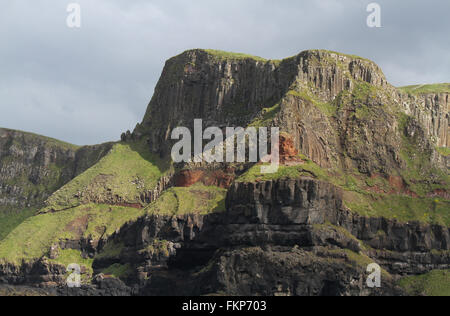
[0,49,449,296]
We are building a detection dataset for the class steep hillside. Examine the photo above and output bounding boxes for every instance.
[42,140,172,213]
[0,128,113,239]
[0,49,448,296]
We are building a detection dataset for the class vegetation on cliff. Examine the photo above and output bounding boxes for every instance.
[399,83,450,95]
[43,140,171,212]
[0,204,145,263]
[398,269,450,296]
[0,208,37,241]
[0,129,113,243]
[144,185,227,215]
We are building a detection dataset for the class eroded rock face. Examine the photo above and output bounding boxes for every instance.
[174,167,236,189]
[400,92,449,148]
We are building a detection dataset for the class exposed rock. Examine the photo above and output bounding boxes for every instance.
[174,165,236,189]
[0,49,448,296]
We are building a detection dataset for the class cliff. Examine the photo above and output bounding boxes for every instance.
[0,49,448,296]
[0,128,113,239]
[134,49,447,178]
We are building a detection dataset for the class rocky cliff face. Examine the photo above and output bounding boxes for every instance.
[39,178,442,296]
[399,92,449,148]
[0,128,112,227]
[134,49,448,175]
[0,49,448,296]
[135,50,390,156]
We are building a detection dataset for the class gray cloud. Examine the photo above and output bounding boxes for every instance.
[0,0,448,145]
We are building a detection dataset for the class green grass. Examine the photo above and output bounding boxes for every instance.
[287,90,337,117]
[0,184,227,264]
[235,159,327,183]
[0,204,146,264]
[0,208,37,241]
[44,141,171,211]
[202,49,271,63]
[138,239,170,257]
[398,270,450,296]
[344,191,450,226]
[399,83,450,95]
[397,113,450,197]
[437,147,450,157]
[145,185,227,216]
[248,103,281,128]
[324,248,391,279]
[48,249,94,277]
[101,263,133,279]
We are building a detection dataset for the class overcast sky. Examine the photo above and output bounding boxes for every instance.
[1,0,449,145]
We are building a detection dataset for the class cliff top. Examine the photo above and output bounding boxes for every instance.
[399,83,450,95]
[178,48,375,65]
[0,127,80,151]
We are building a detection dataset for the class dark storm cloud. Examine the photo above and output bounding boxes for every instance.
[0,0,448,145]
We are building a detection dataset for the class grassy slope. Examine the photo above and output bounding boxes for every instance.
[0,204,146,263]
[310,49,372,62]
[101,263,133,279]
[201,49,372,66]
[0,208,37,240]
[0,185,227,265]
[44,141,171,211]
[398,270,450,296]
[48,249,94,281]
[0,129,83,242]
[145,184,227,215]
[344,191,450,226]
[399,83,450,95]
